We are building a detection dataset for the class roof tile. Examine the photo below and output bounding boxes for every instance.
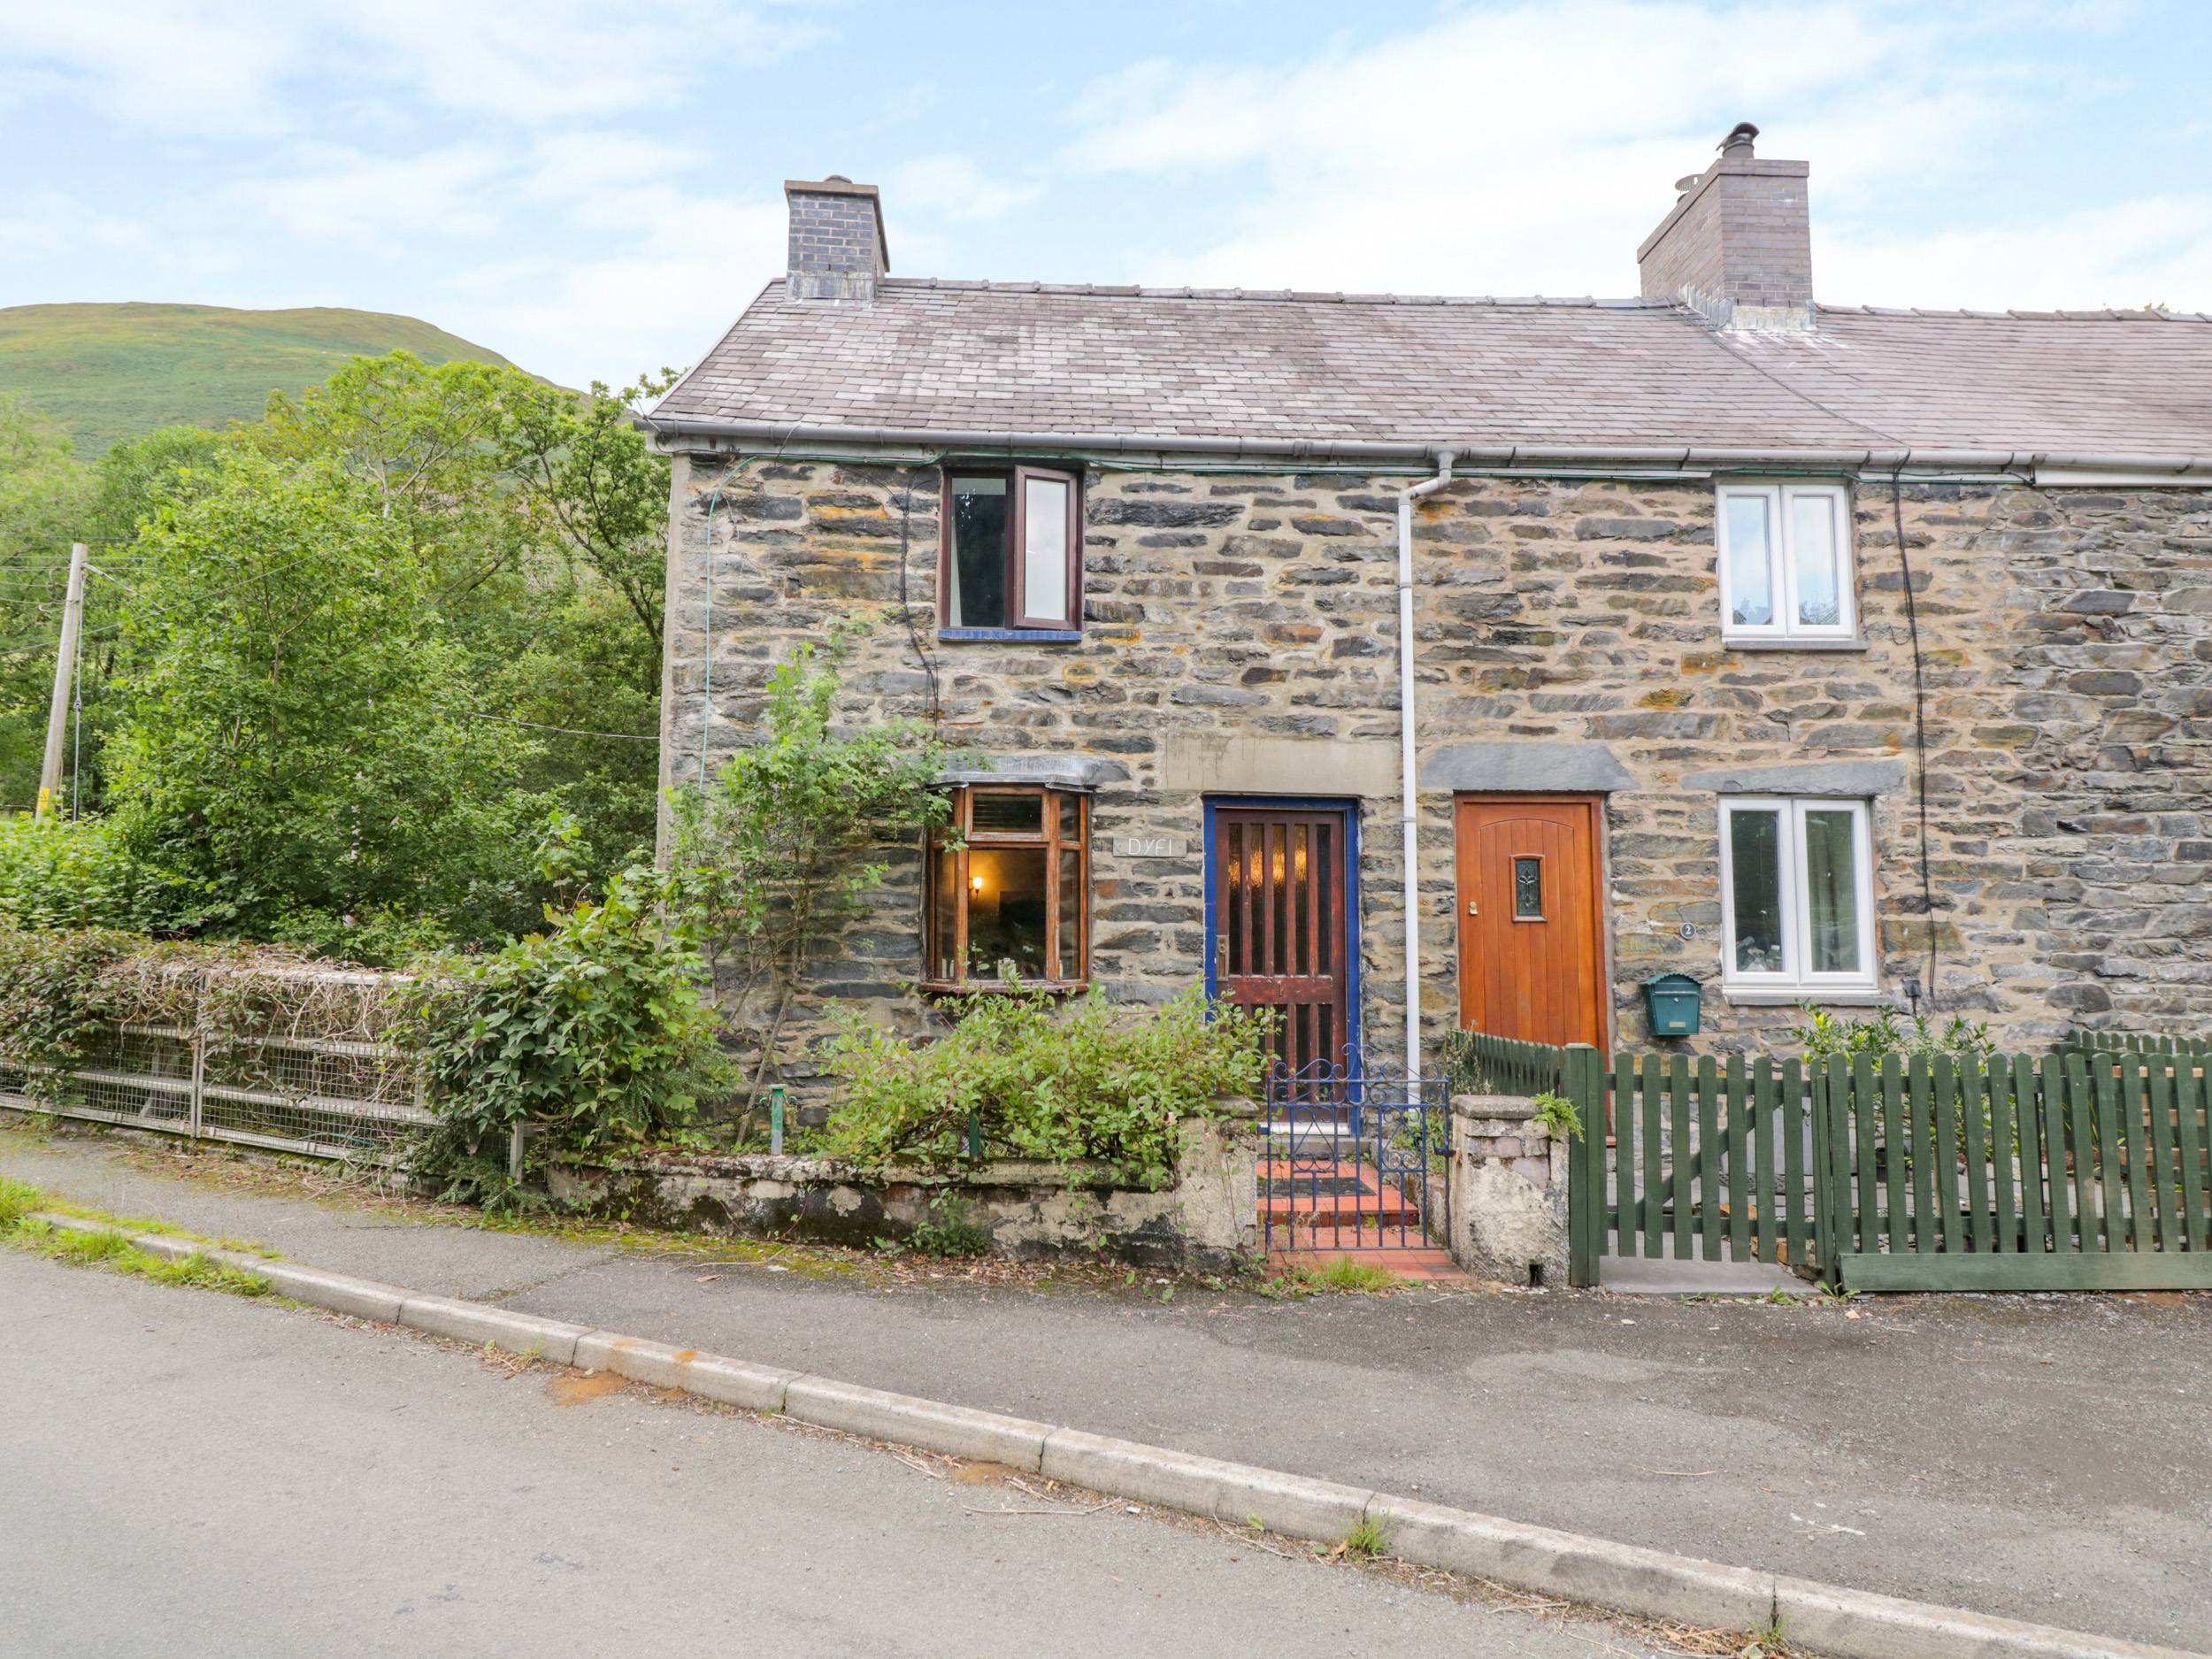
[651,278,2212,455]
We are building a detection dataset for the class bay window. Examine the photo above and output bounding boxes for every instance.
[1718,796,1878,999]
[926,784,1088,988]
[941,467,1082,636]
[1716,481,1856,643]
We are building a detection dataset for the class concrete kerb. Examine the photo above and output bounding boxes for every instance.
[25,1213,2205,1659]
[398,1295,593,1368]
[1042,1429,1372,1542]
[787,1376,1054,1471]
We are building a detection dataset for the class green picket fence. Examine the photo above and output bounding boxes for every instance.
[1441,1030,1565,1101]
[1558,1048,1820,1281]
[1813,1049,2212,1292]
[2055,1032,2212,1060]
[1549,1042,2212,1292]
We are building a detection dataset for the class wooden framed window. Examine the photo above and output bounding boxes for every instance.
[925,784,1088,988]
[1715,480,1856,644]
[940,466,1082,635]
[1718,795,1878,999]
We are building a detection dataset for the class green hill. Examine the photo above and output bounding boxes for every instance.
[0,303,523,456]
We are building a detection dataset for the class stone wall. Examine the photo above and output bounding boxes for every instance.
[661,450,2212,1102]
[547,1115,1261,1272]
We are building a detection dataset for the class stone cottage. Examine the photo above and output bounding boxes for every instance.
[643,129,2212,1106]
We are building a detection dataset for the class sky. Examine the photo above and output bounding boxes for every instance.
[3,0,2209,388]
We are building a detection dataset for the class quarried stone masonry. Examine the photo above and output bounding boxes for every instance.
[662,449,2212,1112]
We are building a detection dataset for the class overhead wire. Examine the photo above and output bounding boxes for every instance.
[426,704,657,742]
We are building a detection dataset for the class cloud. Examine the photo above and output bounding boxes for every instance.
[1823,195,2212,311]
[0,0,826,137]
[226,143,513,253]
[457,194,787,381]
[1053,0,2074,301]
[887,155,1046,225]
[0,2,305,137]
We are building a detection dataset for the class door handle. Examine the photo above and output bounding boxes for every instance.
[1215,935,1229,977]
[1467,901,1478,916]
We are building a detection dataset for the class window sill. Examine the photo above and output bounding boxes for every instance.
[938,627,1083,643]
[1717,637,1869,653]
[1722,987,1893,1007]
[920,979,1089,997]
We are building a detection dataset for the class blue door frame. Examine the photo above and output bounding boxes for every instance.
[1202,795,1363,1072]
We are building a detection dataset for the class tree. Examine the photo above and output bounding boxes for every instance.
[245,352,668,884]
[106,450,554,945]
[0,398,96,804]
[501,370,679,689]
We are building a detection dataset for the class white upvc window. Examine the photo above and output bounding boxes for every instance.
[1718,796,1878,998]
[1715,481,1855,643]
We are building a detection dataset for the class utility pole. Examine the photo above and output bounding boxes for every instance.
[36,542,88,820]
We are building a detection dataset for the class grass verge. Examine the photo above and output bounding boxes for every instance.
[1265,1256,1405,1296]
[0,1176,273,1297]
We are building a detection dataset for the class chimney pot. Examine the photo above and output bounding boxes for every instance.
[1719,121,1759,159]
[783,177,889,303]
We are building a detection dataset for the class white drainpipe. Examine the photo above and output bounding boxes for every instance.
[1395,449,1455,1087]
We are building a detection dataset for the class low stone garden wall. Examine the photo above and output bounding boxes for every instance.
[549,1108,1261,1274]
[1446,1094,1570,1288]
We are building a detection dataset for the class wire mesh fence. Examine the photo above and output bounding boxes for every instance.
[0,965,430,1163]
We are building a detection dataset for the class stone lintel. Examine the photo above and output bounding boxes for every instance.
[937,754,1133,792]
[1681,757,1907,797]
[1422,742,1633,795]
[1162,734,1397,798]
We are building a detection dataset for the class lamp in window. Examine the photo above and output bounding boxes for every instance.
[926,785,1089,988]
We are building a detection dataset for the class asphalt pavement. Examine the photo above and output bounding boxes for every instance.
[7,1125,2208,1653]
[6,1248,1656,1659]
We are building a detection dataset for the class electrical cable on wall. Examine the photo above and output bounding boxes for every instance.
[1891,472,1939,1012]
[895,465,942,726]
[697,470,730,787]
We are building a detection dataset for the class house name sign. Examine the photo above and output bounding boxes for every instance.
[1111,834,1189,858]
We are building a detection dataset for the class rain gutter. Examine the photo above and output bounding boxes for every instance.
[639,417,2212,482]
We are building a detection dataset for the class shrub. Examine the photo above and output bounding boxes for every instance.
[1787,1004,1993,1064]
[0,816,189,934]
[820,987,1274,1188]
[401,871,733,1191]
[664,625,949,1120]
[0,925,141,1074]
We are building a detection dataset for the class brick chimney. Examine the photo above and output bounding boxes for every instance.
[1637,123,1812,331]
[785,175,888,303]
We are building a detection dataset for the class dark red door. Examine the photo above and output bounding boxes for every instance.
[1212,807,1351,1076]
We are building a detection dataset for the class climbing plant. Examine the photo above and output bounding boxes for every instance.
[663,623,950,1118]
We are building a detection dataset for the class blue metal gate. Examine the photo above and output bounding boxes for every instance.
[1262,1058,1448,1253]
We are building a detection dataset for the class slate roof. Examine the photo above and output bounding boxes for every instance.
[648,278,2212,466]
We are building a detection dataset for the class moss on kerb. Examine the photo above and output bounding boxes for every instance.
[1,1180,277,1297]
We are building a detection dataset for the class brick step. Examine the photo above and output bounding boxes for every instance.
[1271,1248,1468,1284]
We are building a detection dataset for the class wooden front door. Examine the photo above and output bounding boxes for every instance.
[1455,796,1605,1050]
[1211,805,1353,1076]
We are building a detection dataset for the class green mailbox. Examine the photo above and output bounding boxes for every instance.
[1642,972,1703,1038]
